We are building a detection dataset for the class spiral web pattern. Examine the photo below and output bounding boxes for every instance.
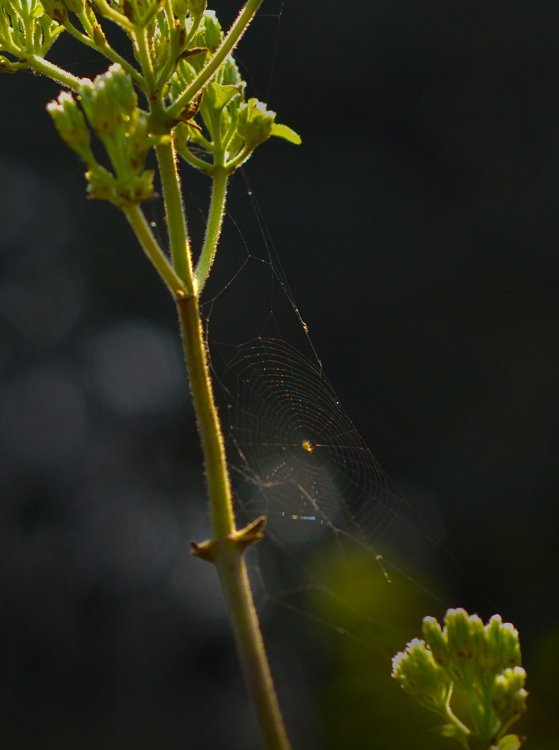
[223,337,405,551]
[202,177,457,640]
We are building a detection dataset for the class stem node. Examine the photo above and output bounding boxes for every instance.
[191,515,267,563]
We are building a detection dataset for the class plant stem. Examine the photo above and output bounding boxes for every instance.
[63,20,146,89]
[166,0,263,121]
[140,54,290,740]
[217,546,292,750]
[134,25,156,91]
[195,166,228,291]
[155,141,192,288]
[124,203,186,294]
[176,293,235,536]
[176,140,213,172]
[28,55,81,90]
[176,292,291,749]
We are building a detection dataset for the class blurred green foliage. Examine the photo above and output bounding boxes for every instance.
[308,547,450,749]
[308,548,559,750]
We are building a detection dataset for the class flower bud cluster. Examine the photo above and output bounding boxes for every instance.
[391,637,451,713]
[48,64,165,206]
[47,90,92,160]
[392,609,527,750]
[170,13,300,175]
[1,0,61,61]
[237,98,275,148]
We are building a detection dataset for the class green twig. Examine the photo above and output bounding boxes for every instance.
[155,140,192,288]
[225,143,252,171]
[195,166,227,291]
[216,544,292,750]
[176,292,235,537]
[176,140,212,172]
[63,19,146,89]
[166,0,263,120]
[123,202,187,295]
[91,0,134,32]
[134,24,156,91]
[28,54,81,90]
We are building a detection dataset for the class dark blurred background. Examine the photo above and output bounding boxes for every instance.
[1,0,559,747]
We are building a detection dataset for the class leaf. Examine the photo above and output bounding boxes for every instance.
[270,123,302,145]
[498,735,525,750]
[204,83,239,112]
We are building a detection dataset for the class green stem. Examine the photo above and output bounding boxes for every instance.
[166,0,263,120]
[123,203,186,295]
[153,0,186,90]
[195,166,227,291]
[135,25,156,91]
[28,55,81,90]
[176,140,213,172]
[92,0,134,32]
[159,126,291,747]
[176,293,235,537]
[443,694,472,747]
[216,546,292,750]
[175,293,291,749]
[192,131,214,152]
[63,19,146,89]
[225,143,252,171]
[155,140,192,288]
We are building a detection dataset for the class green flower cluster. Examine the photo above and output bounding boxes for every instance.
[48,64,167,206]
[392,609,527,750]
[171,10,300,175]
[2,0,300,196]
[0,0,62,67]
[3,0,300,289]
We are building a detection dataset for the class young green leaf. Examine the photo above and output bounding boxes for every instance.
[271,122,301,145]
[498,735,525,750]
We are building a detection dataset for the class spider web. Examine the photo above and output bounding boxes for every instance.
[225,336,398,546]
[183,0,486,653]
[198,170,472,653]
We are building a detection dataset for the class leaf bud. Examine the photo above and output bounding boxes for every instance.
[187,0,206,16]
[47,91,91,161]
[85,166,116,202]
[497,735,525,750]
[85,166,155,206]
[444,608,480,683]
[492,667,528,724]
[199,10,222,52]
[237,98,276,149]
[127,112,151,168]
[40,0,67,23]
[79,78,114,135]
[171,0,189,16]
[485,615,522,672]
[108,63,137,115]
[79,65,136,136]
[392,638,451,713]
[61,0,85,14]
[422,616,450,669]
[92,23,107,47]
[220,55,242,86]
[119,170,156,204]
